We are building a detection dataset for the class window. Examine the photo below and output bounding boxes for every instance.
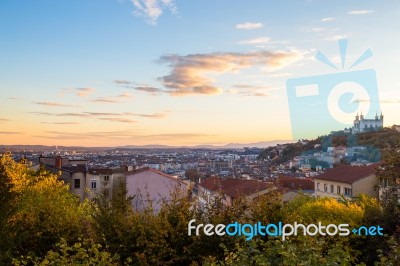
[324,184,328,192]
[330,185,334,193]
[104,175,110,182]
[316,182,320,191]
[91,180,97,190]
[344,187,352,196]
[337,186,341,194]
[74,179,80,189]
[380,177,388,187]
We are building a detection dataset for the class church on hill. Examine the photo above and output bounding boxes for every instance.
[351,111,383,133]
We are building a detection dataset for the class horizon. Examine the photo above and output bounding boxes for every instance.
[0,139,295,149]
[1,1,400,146]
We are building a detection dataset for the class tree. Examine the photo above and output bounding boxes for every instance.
[90,183,135,264]
[185,169,201,183]
[12,238,120,266]
[0,153,88,264]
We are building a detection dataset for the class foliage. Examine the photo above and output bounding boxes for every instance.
[1,153,400,265]
[0,152,88,264]
[12,238,120,266]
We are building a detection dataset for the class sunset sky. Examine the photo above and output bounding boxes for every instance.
[1,0,400,146]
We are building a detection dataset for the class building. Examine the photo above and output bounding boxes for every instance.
[352,112,383,133]
[377,170,400,203]
[277,176,315,203]
[314,164,378,199]
[125,167,189,212]
[39,155,125,201]
[86,168,125,199]
[391,125,400,132]
[196,177,275,209]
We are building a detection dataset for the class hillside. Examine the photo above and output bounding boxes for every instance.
[258,127,400,163]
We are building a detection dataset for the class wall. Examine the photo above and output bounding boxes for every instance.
[126,169,187,212]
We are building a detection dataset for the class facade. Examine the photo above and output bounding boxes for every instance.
[40,155,125,201]
[314,164,378,199]
[352,112,383,133]
[378,174,400,203]
[125,167,189,212]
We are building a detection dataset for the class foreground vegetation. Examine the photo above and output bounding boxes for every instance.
[0,152,399,265]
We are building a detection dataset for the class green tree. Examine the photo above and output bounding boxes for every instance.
[0,153,88,264]
[12,238,120,266]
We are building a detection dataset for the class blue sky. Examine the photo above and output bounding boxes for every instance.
[1,0,400,146]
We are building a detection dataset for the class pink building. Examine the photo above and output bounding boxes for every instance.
[126,167,188,212]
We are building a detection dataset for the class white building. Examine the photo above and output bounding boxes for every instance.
[352,112,383,133]
[314,164,378,199]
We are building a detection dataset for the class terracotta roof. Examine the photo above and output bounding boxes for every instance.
[315,164,378,184]
[277,176,314,190]
[199,177,272,198]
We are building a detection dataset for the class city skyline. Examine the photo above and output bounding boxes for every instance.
[1,1,400,147]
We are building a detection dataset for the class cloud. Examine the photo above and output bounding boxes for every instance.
[236,22,264,30]
[84,112,120,116]
[30,111,163,123]
[62,87,96,97]
[34,130,140,140]
[124,112,167,119]
[0,131,21,135]
[0,118,11,122]
[353,98,400,104]
[90,98,121,103]
[90,92,132,103]
[58,113,89,117]
[134,86,164,94]
[41,122,80,125]
[239,37,271,45]
[32,101,80,107]
[8,97,23,100]
[228,84,273,97]
[30,112,90,118]
[131,0,177,24]
[137,113,165,118]
[158,50,303,96]
[117,91,132,98]
[325,34,348,41]
[75,87,96,97]
[321,17,335,22]
[307,28,326,33]
[114,80,135,85]
[98,117,136,123]
[348,10,374,15]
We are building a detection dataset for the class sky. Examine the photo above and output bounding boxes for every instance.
[1,0,400,147]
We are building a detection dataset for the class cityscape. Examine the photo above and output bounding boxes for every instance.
[1,0,400,265]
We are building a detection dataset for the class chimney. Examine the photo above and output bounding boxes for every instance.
[55,155,62,169]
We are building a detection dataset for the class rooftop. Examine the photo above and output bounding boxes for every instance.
[315,164,378,184]
[199,176,272,198]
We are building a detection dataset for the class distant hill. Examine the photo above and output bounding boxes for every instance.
[0,145,112,152]
[0,140,294,152]
[258,127,400,163]
[119,140,294,150]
